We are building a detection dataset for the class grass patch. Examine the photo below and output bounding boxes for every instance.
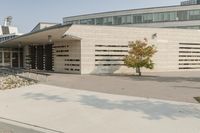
[194,97,200,103]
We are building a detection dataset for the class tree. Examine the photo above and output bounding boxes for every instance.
[124,39,157,76]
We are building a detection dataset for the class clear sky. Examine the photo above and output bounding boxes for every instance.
[0,0,182,33]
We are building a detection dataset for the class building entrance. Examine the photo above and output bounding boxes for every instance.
[29,44,53,71]
[0,48,23,68]
[12,52,18,67]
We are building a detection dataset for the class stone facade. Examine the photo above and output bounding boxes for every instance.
[2,25,200,75]
[63,25,200,74]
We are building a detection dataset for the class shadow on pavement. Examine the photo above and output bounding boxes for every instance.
[79,95,200,120]
[173,85,200,90]
[93,73,200,83]
[22,93,67,102]
[128,76,200,83]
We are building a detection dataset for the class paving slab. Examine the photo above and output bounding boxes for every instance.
[42,71,200,103]
[0,84,199,133]
[0,121,45,133]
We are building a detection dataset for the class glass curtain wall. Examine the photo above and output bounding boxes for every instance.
[113,15,132,25]
[96,18,104,25]
[103,17,112,25]
[80,19,95,25]
[68,9,200,26]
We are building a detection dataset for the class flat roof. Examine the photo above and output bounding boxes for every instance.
[63,4,200,20]
[1,24,200,48]
[31,22,60,32]
[0,24,74,47]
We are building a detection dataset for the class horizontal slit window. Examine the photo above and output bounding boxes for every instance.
[179,67,200,69]
[179,55,200,57]
[56,50,69,52]
[65,59,80,61]
[179,59,200,61]
[95,55,126,57]
[179,47,200,49]
[95,50,128,52]
[65,64,80,66]
[95,64,124,66]
[95,59,124,61]
[180,43,200,46]
[95,45,128,48]
[179,63,200,65]
[179,51,200,53]
[56,55,69,57]
[53,46,66,48]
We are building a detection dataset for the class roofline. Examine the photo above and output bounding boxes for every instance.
[63,4,199,19]
[37,22,59,25]
[31,22,60,32]
[0,24,72,45]
[0,33,16,37]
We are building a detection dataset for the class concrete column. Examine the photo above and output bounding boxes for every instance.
[0,49,2,66]
[94,19,97,25]
[23,45,29,69]
[18,49,20,68]
[10,51,12,68]
[35,45,37,70]
[112,16,114,25]
[43,45,46,70]
[2,50,4,66]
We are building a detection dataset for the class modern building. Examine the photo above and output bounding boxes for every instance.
[0,17,23,67]
[63,1,200,29]
[0,17,22,43]
[0,24,200,74]
[0,1,200,74]
[181,0,200,6]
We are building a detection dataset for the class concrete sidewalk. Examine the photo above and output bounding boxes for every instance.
[0,84,200,133]
[0,121,45,133]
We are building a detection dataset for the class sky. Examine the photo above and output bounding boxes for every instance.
[0,0,182,33]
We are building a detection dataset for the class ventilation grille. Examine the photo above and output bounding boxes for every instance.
[179,43,200,69]
[95,44,128,66]
[53,43,80,73]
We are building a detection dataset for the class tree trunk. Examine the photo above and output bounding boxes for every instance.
[136,67,142,76]
[138,67,141,76]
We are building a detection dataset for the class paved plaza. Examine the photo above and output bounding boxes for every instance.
[43,71,200,103]
[0,71,200,132]
[0,84,199,133]
[0,121,44,133]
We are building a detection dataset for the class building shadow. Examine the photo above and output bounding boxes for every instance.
[22,92,67,102]
[79,95,200,120]
[121,75,200,83]
[173,85,200,90]
[89,70,200,83]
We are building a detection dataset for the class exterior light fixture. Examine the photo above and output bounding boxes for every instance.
[48,35,52,43]
[152,33,157,39]
[18,43,22,48]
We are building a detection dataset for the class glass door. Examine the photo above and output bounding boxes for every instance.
[12,52,19,67]
[0,52,2,66]
[4,52,11,67]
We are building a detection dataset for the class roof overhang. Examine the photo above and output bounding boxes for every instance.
[0,24,81,48]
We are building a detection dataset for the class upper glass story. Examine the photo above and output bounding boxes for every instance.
[63,5,200,29]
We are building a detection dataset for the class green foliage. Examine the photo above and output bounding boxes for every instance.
[124,39,157,75]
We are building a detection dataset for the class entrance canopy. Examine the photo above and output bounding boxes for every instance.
[0,24,81,48]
